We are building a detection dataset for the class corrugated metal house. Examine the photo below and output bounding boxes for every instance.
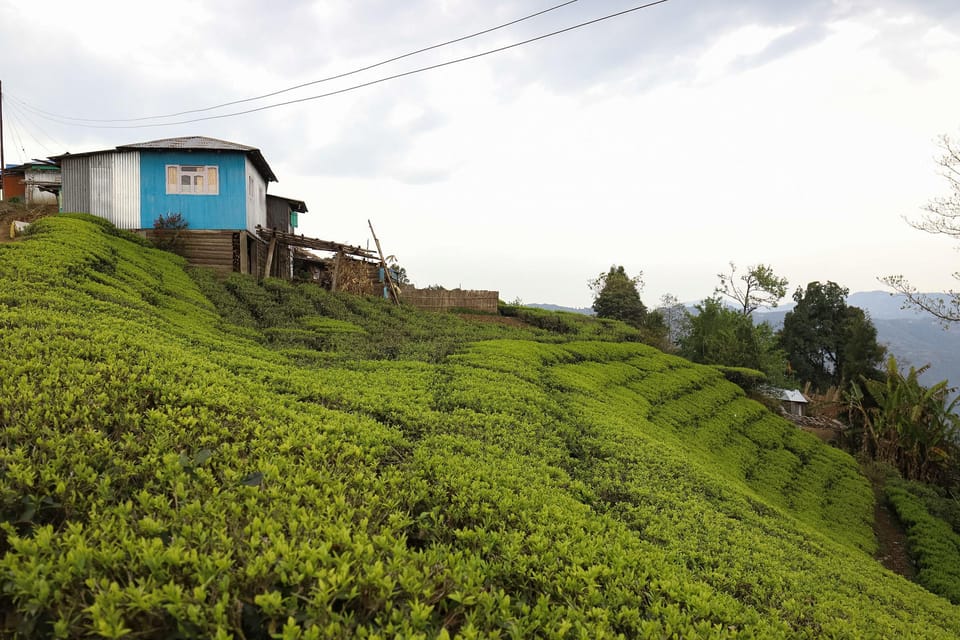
[53,136,301,276]
[2,162,61,205]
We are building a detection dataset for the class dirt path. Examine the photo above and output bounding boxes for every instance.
[870,477,916,578]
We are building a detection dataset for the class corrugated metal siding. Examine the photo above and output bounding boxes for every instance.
[61,156,91,213]
[60,152,140,228]
[89,154,113,220]
[110,152,140,229]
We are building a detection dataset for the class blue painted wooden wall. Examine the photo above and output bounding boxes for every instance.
[139,151,247,229]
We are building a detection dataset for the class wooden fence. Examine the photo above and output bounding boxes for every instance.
[400,287,499,313]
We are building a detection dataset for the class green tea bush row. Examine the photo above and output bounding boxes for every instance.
[887,478,960,603]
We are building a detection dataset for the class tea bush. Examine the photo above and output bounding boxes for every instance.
[887,478,960,603]
[2,216,959,637]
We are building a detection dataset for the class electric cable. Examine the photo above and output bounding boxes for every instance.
[10,0,672,130]
[7,0,581,124]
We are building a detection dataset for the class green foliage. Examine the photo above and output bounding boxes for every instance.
[1,217,959,637]
[589,265,648,327]
[780,281,885,391]
[680,298,788,385]
[716,262,788,316]
[848,356,960,484]
[712,365,767,392]
[886,478,960,603]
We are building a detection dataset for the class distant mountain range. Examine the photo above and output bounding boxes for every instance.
[530,292,960,388]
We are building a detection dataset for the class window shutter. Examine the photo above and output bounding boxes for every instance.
[166,166,178,194]
[207,167,218,194]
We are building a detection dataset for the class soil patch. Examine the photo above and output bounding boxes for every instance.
[0,203,58,242]
[865,469,916,579]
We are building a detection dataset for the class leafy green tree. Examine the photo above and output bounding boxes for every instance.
[589,265,648,328]
[780,281,886,391]
[679,297,788,383]
[716,262,788,316]
[883,134,960,324]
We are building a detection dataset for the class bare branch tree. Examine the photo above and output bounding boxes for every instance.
[883,134,960,325]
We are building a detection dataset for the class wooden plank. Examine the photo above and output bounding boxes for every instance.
[255,227,376,260]
[263,236,277,280]
[331,251,343,292]
[367,220,401,304]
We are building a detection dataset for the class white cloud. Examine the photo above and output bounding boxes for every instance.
[3,0,959,307]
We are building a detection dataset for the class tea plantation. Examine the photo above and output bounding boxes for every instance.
[2,215,959,638]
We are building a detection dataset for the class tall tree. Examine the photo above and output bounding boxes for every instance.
[780,281,886,391]
[679,297,788,383]
[590,265,648,328]
[883,134,960,324]
[656,293,690,346]
[716,262,788,316]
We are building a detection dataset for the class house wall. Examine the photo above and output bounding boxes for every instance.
[265,196,292,233]
[244,157,267,233]
[139,151,247,230]
[24,168,60,205]
[2,172,26,200]
[61,152,141,228]
[141,229,239,274]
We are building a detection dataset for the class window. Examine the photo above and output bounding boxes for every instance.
[165,165,219,195]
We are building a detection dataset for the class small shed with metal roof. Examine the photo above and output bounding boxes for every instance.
[775,388,809,417]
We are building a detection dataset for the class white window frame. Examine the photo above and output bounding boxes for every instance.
[165,164,219,195]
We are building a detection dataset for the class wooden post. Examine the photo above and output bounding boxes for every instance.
[263,234,277,280]
[0,80,5,199]
[331,251,343,292]
[239,232,249,273]
[367,220,401,304]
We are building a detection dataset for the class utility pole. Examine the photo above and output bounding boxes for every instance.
[0,79,5,200]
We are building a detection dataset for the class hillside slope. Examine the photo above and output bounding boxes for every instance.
[1,216,958,638]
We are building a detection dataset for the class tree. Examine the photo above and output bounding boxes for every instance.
[589,266,648,328]
[679,297,788,384]
[883,134,960,325]
[715,262,788,316]
[656,293,690,346]
[848,356,960,484]
[779,281,886,391]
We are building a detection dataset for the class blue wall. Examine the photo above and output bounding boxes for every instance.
[139,151,247,229]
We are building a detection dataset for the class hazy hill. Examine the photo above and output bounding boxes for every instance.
[2,216,959,637]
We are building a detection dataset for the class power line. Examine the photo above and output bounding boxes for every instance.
[9,0,581,124]
[6,98,67,152]
[4,96,29,163]
[13,0,672,131]
[4,99,56,154]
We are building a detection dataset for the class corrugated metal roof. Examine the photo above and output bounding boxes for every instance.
[776,389,808,403]
[118,136,256,152]
[50,136,278,183]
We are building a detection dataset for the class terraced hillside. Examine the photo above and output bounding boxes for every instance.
[1,215,958,638]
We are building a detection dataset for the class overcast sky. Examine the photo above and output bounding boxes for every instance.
[2,0,958,307]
